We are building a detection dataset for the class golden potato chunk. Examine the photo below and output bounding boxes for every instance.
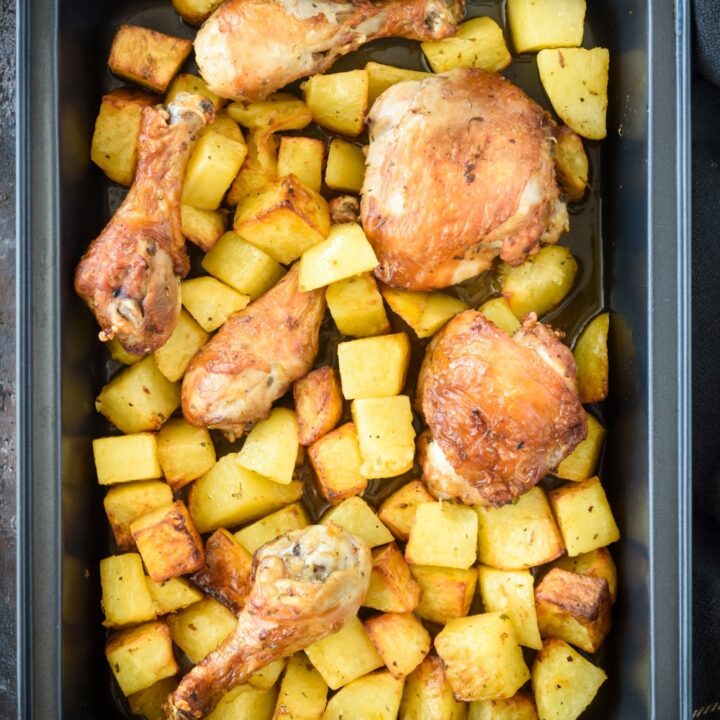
[278,136,325,193]
[378,480,435,542]
[400,654,467,720]
[273,652,328,720]
[168,597,237,664]
[573,312,610,403]
[166,72,225,110]
[302,69,369,137]
[248,659,287,691]
[157,418,216,492]
[324,671,403,720]
[325,139,366,193]
[364,543,421,613]
[365,612,431,679]
[227,93,312,133]
[145,576,203,615]
[554,412,605,481]
[478,297,521,336]
[365,62,429,107]
[321,496,394,548]
[93,432,161,485]
[507,0,586,53]
[128,676,179,720]
[468,691,538,720]
[182,276,251,332]
[326,273,390,338]
[381,286,468,339]
[410,565,477,625]
[107,337,142,365]
[555,126,589,202]
[100,553,157,628]
[181,205,227,252]
[294,366,343,446]
[552,546,617,603]
[172,0,223,26]
[226,130,279,206]
[234,502,310,554]
[154,309,209,383]
[210,685,278,720]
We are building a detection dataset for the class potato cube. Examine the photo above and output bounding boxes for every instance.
[305,616,384,689]
[400,654,466,720]
[209,685,278,720]
[326,273,390,337]
[365,62,429,107]
[96,356,180,434]
[128,676,179,720]
[351,396,416,479]
[422,17,511,74]
[476,487,565,569]
[406,503,477,569]
[302,70,369,137]
[278,136,325,193]
[94,433,161,485]
[378,481,434,542]
[468,691,538,720]
[104,480,174,550]
[508,0,586,54]
[234,175,330,264]
[107,337,143,365]
[477,566,541,649]
[309,423,367,505]
[166,73,225,110]
[552,546,617,603]
[145,576,203,615]
[202,114,245,144]
[171,0,223,27]
[410,565,477,625]
[365,613,430,679]
[182,275,251,332]
[435,613,530,702]
[381,286,468,338]
[91,88,158,186]
[168,598,237,664]
[537,47,609,140]
[235,502,310,554]
[294,366,343,446]
[154,310,209,382]
[554,412,605,481]
[248,659,287,691]
[131,500,205,582]
[189,455,303,533]
[108,25,192,93]
[236,407,299,485]
[573,313,610,403]
[325,139,365,193]
[181,204,227,252]
[106,620,178,696]
[100,553,157,627]
[364,543,421,613]
[531,638,606,720]
[478,297,521,336]
[548,477,619,556]
[322,496,393,548]
[273,652,328,720]
[227,130,279,205]
[227,93,312,133]
[554,126,589,202]
[157,418,216,491]
[323,671,403,720]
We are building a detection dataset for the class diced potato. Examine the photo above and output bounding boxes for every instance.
[555,126,589,202]
[499,246,578,319]
[406,502,478,570]
[108,25,192,93]
[210,685,278,720]
[172,0,223,26]
[104,480,174,551]
[96,356,180,434]
[189,454,303,533]
[145,576,203,615]
[378,480,435,542]
[131,500,205,582]
[365,62,429,107]
[91,88,158,185]
[478,297,521,335]
[554,412,605,481]
[468,691,538,720]
[351,396,416,479]
[381,286,468,338]
[305,616,384,690]
[128,676,179,720]
[100,553,157,627]
[422,17,511,74]
[477,566,541,649]
[325,139,365,193]
[154,310,209,382]
[400,654,467,720]
[182,276,251,332]
[326,273,390,338]
[93,433,161,485]
[203,113,245,143]
[508,0,585,53]
[273,652,329,720]
[181,204,227,252]
[321,496,394,548]
[107,337,143,365]
[323,671,403,720]
[294,366,343,446]
[531,638,607,720]
[227,130,279,205]
[476,487,565,569]
[167,598,237,664]
[106,620,178,696]
[302,69,369,137]
[157,418,216,492]
[309,423,367,505]
[235,502,310,554]
[365,613,431,679]
[548,476,620,556]
[249,659,287,691]
[537,47,609,140]
[227,93,312,133]
[364,543,421,613]
[278,136,325,193]
[552,546,617,603]
[435,613,530,702]
[410,565,477,625]
[573,313,610,403]
[166,72,225,110]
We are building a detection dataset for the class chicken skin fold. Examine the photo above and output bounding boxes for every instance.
[417,311,587,506]
[167,524,371,719]
[361,68,569,290]
[182,266,326,439]
[75,93,215,354]
[195,0,465,101]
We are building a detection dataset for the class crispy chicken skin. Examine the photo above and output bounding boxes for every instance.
[75,93,215,355]
[417,311,586,506]
[181,266,326,439]
[195,0,465,101]
[361,68,569,290]
[167,524,371,719]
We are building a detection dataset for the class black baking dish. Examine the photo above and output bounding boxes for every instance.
[15,0,692,718]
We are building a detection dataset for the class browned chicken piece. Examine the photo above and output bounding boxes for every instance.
[167,524,371,719]
[328,194,360,225]
[75,93,215,354]
[361,68,569,290]
[182,266,326,439]
[417,311,587,506]
[195,0,465,101]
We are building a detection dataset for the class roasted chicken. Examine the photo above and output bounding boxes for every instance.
[182,265,326,439]
[417,311,586,506]
[167,524,371,719]
[361,68,569,290]
[75,93,214,354]
[194,0,465,101]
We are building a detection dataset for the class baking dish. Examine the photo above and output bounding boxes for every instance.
[15,0,692,717]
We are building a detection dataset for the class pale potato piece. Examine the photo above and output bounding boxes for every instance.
[157,418,216,492]
[400,654,467,720]
[227,93,312,133]
[507,0,586,53]
[93,433,161,485]
[227,130,279,205]
[181,204,227,252]
[365,612,431,679]
[555,126,589,202]
[273,652,328,720]
[154,309,209,383]
[294,366,343,446]
[302,69,369,137]
[573,313,610,403]
[378,480,435,542]
[365,62,429,107]
[166,73,225,110]
[554,412,605,481]
[145,576,203,615]
[234,502,310,554]
[364,543,421,613]
[323,671,403,720]
[167,598,237,664]
[278,136,325,193]
[410,565,477,625]
[381,286,468,339]
[321,496,394,548]
[468,691,538,720]
[478,297,521,335]
[100,553,157,628]
[107,337,143,365]
[128,677,179,720]
[552,547,617,603]
[325,139,366,193]
[181,276,251,333]
[172,0,223,26]
[326,273,391,338]
[249,659,287,690]
[209,685,278,720]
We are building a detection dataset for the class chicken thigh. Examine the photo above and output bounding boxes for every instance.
[417,311,586,506]
[167,524,371,719]
[195,0,464,101]
[75,93,215,354]
[182,266,326,439]
[361,68,569,290]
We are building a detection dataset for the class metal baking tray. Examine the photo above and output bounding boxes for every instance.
[15,0,692,717]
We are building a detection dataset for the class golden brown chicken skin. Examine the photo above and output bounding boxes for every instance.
[75,93,215,355]
[417,311,586,506]
[195,0,465,101]
[361,68,569,290]
[167,524,371,719]
[181,266,326,439]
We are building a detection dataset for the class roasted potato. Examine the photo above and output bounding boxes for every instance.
[573,312,610,403]
[172,0,224,26]
[554,411,605,481]
[294,366,343,446]
[93,432,161,485]
[154,309,209,383]
[210,685,278,720]
[157,418,216,492]
[365,612,431,679]
[166,72,225,110]
[181,204,227,252]
[555,126,589,202]
[325,139,366,193]
[378,480,435,542]
[321,496,394,548]
[234,502,309,554]
[400,654,467,720]
[278,136,325,193]
[128,676,179,720]
[302,69,369,137]
[145,576,203,615]
[365,62,429,107]
[249,659,287,691]
[468,691,538,720]
[181,277,251,333]
[552,546,618,603]
[363,543,421,614]
[227,93,312,133]
[477,297,521,335]
[381,286,468,339]
[272,652,328,720]
[323,671,403,720]
[507,0,586,53]
[410,565,477,625]
[167,597,237,664]
[226,130,279,205]
[100,553,157,628]
[326,272,391,338]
